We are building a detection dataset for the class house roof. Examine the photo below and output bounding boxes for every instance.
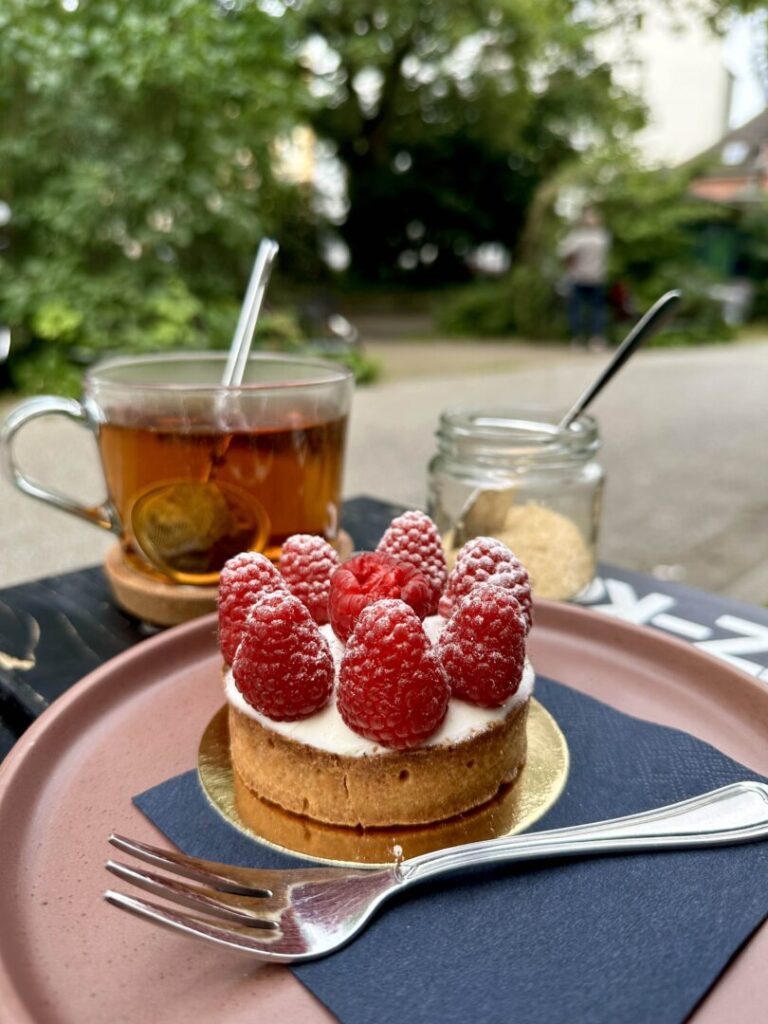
[693,106,768,179]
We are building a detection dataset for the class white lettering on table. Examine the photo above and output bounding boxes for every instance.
[591,579,675,625]
[695,616,768,679]
[584,578,768,682]
[651,614,712,641]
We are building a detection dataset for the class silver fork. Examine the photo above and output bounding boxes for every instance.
[105,781,768,963]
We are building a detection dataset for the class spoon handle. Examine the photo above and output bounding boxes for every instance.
[558,289,681,431]
[222,239,279,389]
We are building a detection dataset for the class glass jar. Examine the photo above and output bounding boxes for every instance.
[428,408,604,601]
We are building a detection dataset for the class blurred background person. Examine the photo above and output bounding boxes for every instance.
[559,208,611,350]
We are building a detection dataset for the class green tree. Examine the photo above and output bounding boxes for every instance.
[0,0,314,393]
[436,148,734,342]
[298,0,645,283]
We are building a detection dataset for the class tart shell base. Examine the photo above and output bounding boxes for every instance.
[228,698,530,828]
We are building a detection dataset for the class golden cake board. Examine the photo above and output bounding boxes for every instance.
[199,699,570,867]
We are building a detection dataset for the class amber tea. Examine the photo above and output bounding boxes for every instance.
[4,353,353,591]
[98,414,347,583]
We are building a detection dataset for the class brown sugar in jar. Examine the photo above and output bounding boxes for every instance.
[428,409,603,601]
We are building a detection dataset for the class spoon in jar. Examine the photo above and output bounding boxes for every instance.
[130,240,279,584]
[452,290,682,547]
[558,289,681,430]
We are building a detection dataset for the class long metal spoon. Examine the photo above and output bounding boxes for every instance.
[130,240,279,584]
[452,290,682,547]
[558,289,681,430]
[222,239,279,387]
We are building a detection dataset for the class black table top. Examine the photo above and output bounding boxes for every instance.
[2,495,767,760]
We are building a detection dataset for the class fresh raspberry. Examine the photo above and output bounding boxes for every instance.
[328,551,431,641]
[377,510,448,615]
[232,591,334,720]
[337,599,449,749]
[279,534,339,625]
[437,585,527,707]
[438,536,532,631]
[218,551,288,664]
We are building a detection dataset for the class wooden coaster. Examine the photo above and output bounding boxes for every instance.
[104,544,219,626]
[104,530,355,627]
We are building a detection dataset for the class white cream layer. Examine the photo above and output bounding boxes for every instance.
[224,616,535,757]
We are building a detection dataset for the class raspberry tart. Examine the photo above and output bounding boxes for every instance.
[219,516,535,829]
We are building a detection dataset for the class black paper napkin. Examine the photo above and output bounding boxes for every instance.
[134,677,768,1024]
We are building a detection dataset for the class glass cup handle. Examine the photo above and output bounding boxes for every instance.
[1,395,120,533]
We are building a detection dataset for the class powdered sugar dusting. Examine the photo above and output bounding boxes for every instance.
[232,591,334,720]
[218,551,289,664]
[279,534,339,625]
[224,615,534,755]
[377,510,448,614]
[439,536,532,627]
[337,599,449,749]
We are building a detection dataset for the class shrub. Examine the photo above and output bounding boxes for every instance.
[434,269,566,339]
[628,273,734,347]
[434,281,517,337]
[507,267,567,340]
[435,267,732,347]
[0,0,321,395]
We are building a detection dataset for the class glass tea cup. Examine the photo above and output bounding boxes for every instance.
[2,352,353,585]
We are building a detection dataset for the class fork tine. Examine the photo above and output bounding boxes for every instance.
[104,890,299,962]
[105,860,279,929]
[108,833,272,896]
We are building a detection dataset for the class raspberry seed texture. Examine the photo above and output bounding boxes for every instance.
[218,551,289,664]
[439,536,532,630]
[232,591,334,720]
[377,510,448,615]
[328,551,431,641]
[437,585,527,707]
[338,599,450,749]
[279,533,339,624]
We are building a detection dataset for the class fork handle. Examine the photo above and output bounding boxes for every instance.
[399,782,768,885]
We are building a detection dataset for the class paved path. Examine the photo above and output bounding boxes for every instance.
[363,337,569,381]
[2,338,767,604]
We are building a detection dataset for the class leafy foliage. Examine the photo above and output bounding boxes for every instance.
[301,0,645,283]
[0,0,320,393]
[437,154,735,344]
[598,163,722,292]
[575,156,733,342]
[433,280,518,337]
[0,0,741,393]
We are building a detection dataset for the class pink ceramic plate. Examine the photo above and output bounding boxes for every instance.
[0,601,766,1024]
